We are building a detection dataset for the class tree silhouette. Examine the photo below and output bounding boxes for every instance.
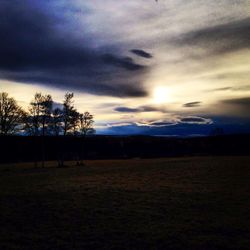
[77,112,95,165]
[1,91,95,167]
[51,108,63,136]
[72,110,80,136]
[62,93,76,135]
[79,112,95,136]
[26,93,43,136]
[41,94,53,136]
[0,92,26,135]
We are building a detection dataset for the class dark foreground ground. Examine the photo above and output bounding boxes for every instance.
[0,157,249,249]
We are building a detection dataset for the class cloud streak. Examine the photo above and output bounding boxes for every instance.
[130,49,153,59]
[107,116,212,129]
[115,105,166,113]
[99,115,214,136]
[183,102,201,108]
[177,17,250,56]
[179,116,212,125]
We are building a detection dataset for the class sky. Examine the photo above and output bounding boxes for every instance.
[0,0,250,136]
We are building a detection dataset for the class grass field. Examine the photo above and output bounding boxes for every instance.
[0,156,250,249]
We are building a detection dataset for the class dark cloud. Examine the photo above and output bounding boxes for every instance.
[180,116,212,124]
[130,49,153,59]
[102,54,146,71]
[149,122,174,127]
[140,105,166,112]
[0,0,149,97]
[212,97,250,118]
[115,107,140,113]
[183,101,201,107]
[115,105,166,113]
[178,17,250,55]
[222,97,250,105]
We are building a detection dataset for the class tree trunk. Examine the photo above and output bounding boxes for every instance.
[79,135,86,166]
[34,136,38,167]
[41,136,45,168]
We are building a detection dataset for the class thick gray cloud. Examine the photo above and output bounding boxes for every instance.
[0,0,149,97]
[221,97,250,115]
[177,17,250,55]
[102,54,146,71]
[115,107,141,113]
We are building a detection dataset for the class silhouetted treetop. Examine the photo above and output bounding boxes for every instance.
[0,91,95,136]
[0,92,26,135]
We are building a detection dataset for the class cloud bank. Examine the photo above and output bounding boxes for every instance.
[0,0,150,97]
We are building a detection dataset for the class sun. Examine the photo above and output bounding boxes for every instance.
[153,86,169,104]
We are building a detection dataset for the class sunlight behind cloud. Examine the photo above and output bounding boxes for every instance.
[153,86,171,104]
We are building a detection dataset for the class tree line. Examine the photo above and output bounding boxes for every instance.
[0,92,95,136]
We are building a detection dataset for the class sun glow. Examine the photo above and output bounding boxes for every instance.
[153,86,170,104]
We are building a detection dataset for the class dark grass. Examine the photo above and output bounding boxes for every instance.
[0,156,250,249]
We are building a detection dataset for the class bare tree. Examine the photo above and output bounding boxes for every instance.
[79,112,95,136]
[57,93,76,167]
[72,110,80,136]
[26,93,43,136]
[77,112,95,165]
[25,93,53,136]
[0,92,26,135]
[40,95,53,168]
[25,93,54,167]
[62,93,77,135]
[40,94,53,136]
[51,108,63,136]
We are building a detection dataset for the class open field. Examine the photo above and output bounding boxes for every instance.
[0,156,250,249]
